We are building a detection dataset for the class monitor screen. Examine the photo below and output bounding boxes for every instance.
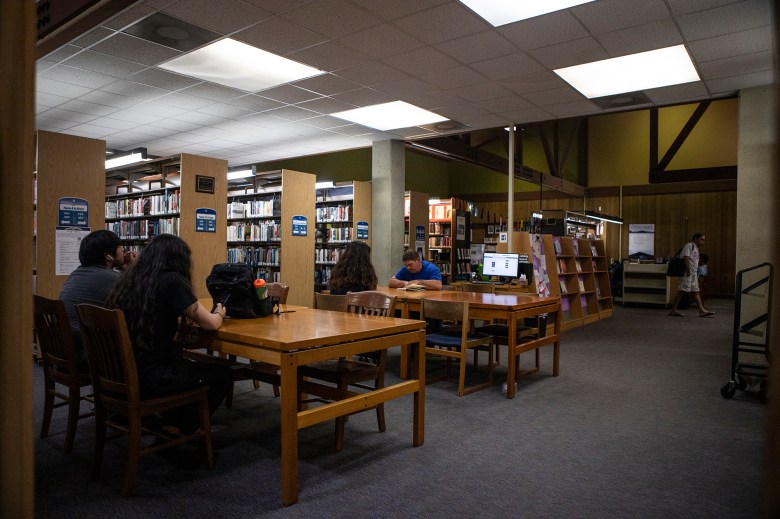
[482,252,520,278]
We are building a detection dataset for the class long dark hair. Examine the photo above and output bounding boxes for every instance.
[328,241,378,294]
[106,234,193,350]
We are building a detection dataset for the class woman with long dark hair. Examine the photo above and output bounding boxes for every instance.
[107,234,232,435]
[327,241,378,295]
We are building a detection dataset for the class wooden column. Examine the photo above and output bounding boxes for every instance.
[0,1,35,516]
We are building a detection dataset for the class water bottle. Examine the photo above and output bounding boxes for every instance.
[501,381,518,394]
[253,278,267,299]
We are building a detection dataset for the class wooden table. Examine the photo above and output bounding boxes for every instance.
[208,305,427,505]
[382,288,561,399]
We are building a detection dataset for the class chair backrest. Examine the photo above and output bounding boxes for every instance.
[314,292,348,312]
[346,291,396,317]
[33,295,79,375]
[266,282,289,304]
[441,284,461,291]
[76,304,140,410]
[461,282,495,294]
[421,298,469,324]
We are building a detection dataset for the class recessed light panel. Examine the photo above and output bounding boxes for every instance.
[459,0,595,26]
[159,38,325,93]
[331,101,448,131]
[554,45,700,99]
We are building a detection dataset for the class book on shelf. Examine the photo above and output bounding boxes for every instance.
[557,258,567,273]
[590,245,598,256]
[578,278,585,291]
[575,260,582,272]
[553,239,562,254]
[559,279,568,294]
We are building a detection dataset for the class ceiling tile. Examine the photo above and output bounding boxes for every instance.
[357,0,449,20]
[294,115,346,129]
[328,124,375,136]
[196,103,257,118]
[41,44,83,63]
[224,94,285,112]
[434,102,490,120]
[264,105,320,121]
[705,69,773,94]
[644,81,710,103]
[497,11,589,51]
[104,109,165,124]
[688,26,773,63]
[597,19,683,56]
[100,80,171,101]
[283,0,379,40]
[39,65,118,89]
[394,3,490,45]
[399,91,465,110]
[333,61,410,87]
[162,0,270,35]
[296,97,357,114]
[79,90,143,109]
[178,82,247,101]
[36,60,57,75]
[382,47,461,76]
[71,27,117,48]
[37,77,93,98]
[475,95,534,114]
[697,50,773,80]
[154,92,213,110]
[339,23,425,59]
[102,4,158,30]
[290,74,364,96]
[241,0,315,15]
[287,41,371,72]
[36,116,80,131]
[233,16,328,56]
[256,85,323,104]
[90,33,181,66]
[543,99,600,118]
[36,92,71,109]
[148,118,203,132]
[500,106,554,124]
[528,37,608,69]
[128,68,201,90]
[133,99,191,118]
[666,0,744,16]
[571,0,670,34]
[420,65,487,90]
[523,86,585,107]
[448,82,513,103]
[677,0,770,41]
[435,30,518,65]
[374,76,440,99]
[470,52,545,82]
[60,50,148,78]
[331,88,396,107]
[38,108,99,124]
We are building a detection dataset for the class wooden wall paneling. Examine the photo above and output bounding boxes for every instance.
[1,1,35,515]
[36,131,106,298]
[179,153,228,299]
[352,181,372,248]
[280,169,315,306]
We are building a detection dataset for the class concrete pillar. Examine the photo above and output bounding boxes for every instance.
[372,140,405,284]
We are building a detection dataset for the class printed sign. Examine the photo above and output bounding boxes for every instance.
[415,225,425,242]
[195,208,216,232]
[499,232,508,243]
[55,227,90,276]
[518,253,530,262]
[58,197,89,228]
[357,221,369,240]
[292,215,308,236]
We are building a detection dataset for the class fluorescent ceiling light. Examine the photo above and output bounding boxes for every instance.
[159,38,325,92]
[315,181,334,189]
[459,0,595,26]
[332,101,448,131]
[554,45,699,99]
[227,169,254,180]
[105,148,151,169]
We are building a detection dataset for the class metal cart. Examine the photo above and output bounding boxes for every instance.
[721,262,772,400]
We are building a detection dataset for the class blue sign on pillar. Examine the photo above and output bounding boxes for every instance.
[292,215,308,236]
[415,225,425,242]
[58,197,89,228]
[195,208,216,232]
[357,221,369,240]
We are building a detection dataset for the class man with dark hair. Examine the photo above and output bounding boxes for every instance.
[59,230,137,371]
[669,232,715,317]
[388,249,442,290]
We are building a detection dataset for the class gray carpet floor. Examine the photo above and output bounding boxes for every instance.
[34,298,765,518]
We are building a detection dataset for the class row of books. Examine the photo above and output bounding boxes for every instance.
[316,204,351,223]
[106,218,179,240]
[428,222,450,235]
[315,246,344,264]
[106,190,180,219]
[454,262,472,274]
[454,247,471,260]
[227,222,281,242]
[320,226,352,242]
[315,266,332,285]
[429,236,451,247]
[228,199,278,219]
[226,246,280,266]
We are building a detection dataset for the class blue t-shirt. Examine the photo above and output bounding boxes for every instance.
[393,260,442,282]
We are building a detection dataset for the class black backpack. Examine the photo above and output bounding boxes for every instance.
[206,263,271,318]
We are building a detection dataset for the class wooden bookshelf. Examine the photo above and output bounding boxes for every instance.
[105,153,227,299]
[591,239,614,318]
[428,198,471,283]
[575,238,599,325]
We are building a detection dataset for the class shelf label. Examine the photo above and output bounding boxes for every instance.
[357,221,369,240]
[58,197,89,228]
[292,215,308,236]
[195,208,217,232]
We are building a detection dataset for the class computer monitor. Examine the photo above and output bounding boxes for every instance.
[482,252,519,281]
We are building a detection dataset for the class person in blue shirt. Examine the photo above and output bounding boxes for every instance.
[388,250,442,290]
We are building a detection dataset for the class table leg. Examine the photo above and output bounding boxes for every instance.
[552,307,562,377]
[280,357,299,505]
[399,301,411,379]
[506,315,518,399]
[412,333,425,446]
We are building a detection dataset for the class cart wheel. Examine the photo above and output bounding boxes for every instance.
[735,375,747,391]
[721,382,736,399]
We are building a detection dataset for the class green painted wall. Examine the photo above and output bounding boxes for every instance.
[256,148,372,183]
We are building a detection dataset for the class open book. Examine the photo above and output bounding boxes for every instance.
[400,283,426,291]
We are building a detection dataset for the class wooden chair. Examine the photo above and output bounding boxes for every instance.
[33,294,93,453]
[76,304,214,496]
[266,282,289,304]
[460,282,500,367]
[474,316,546,379]
[299,290,395,451]
[441,284,461,291]
[421,298,495,396]
[314,292,348,312]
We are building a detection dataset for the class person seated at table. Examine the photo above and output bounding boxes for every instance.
[106,234,232,436]
[388,249,442,290]
[327,241,378,295]
[59,229,138,373]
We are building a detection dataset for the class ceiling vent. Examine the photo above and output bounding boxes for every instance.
[122,12,221,52]
[590,91,652,110]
